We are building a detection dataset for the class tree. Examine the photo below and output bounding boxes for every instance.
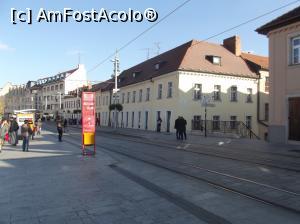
[109,103,123,112]
[0,96,4,116]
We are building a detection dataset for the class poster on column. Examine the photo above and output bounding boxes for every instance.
[82,92,96,133]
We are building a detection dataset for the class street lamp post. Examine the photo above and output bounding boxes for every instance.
[57,91,63,119]
[201,96,214,138]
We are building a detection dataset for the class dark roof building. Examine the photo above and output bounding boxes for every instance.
[256,5,300,35]
[116,36,258,89]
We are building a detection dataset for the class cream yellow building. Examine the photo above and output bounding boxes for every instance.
[257,6,300,143]
[95,36,269,138]
[241,53,269,139]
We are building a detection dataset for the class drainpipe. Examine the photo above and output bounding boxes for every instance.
[257,71,268,128]
[108,89,112,127]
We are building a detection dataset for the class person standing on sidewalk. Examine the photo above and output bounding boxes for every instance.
[36,119,42,135]
[9,117,19,146]
[174,116,180,140]
[156,117,162,132]
[21,120,31,152]
[182,117,187,140]
[0,119,9,153]
[57,122,63,142]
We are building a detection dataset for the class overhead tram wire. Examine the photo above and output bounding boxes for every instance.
[189,0,300,48]
[87,0,300,74]
[87,0,193,74]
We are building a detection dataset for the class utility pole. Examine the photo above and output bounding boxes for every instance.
[111,50,120,129]
[141,48,151,60]
[78,52,81,65]
[154,42,161,56]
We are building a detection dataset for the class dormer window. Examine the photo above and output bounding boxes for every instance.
[212,56,221,65]
[154,63,160,70]
[206,55,222,65]
[132,71,141,78]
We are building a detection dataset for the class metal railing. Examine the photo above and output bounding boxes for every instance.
[191,120,259,139]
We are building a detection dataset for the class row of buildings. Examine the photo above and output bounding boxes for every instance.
[2,36,270,140]
[2,5,300,144]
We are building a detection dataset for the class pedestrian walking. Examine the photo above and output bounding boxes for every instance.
[0,119,9,153]
[174,116,180,140]
[177,117,187,140]
[57,122,63,142]
[96,117,100,126]
[36,119,42,135]
[156,117,162,132]
[9,117,19,146]
[63,119,68,133]
[21,120,31,152]
[28,120,35,140]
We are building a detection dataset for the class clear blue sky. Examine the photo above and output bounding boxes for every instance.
[0,0,299,87]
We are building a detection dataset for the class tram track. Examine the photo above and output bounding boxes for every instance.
[84,128,300,173]
[45,126,300,215]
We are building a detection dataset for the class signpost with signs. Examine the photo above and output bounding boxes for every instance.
[82,92,96,155]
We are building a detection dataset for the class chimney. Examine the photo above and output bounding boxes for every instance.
[223,36,241,56]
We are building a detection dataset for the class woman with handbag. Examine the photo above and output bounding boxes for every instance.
[0,119,9,153]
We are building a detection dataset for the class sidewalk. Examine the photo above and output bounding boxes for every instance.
[0,130,205,224]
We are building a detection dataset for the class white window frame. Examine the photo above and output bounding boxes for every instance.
[132,91,136,103]
[139,89,143,102]
[167,82,173,98]
[193,83,202,100]
[213,85,221,101]
[246,88,253,103]
[230,86,238,102]
[291,36,300,65]
[146,88,150,101]
[157,84,163,99]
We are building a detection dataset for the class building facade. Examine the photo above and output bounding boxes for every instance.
[257,6,300,143]
[95,36,268,137]
[241,52,270,139]
[4,64,88,117]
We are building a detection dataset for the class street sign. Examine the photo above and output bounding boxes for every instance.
[113,88,120,94]
[202,103,215,107]
[201,96,215,107]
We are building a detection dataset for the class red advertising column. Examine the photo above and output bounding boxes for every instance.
[82,92,96,155]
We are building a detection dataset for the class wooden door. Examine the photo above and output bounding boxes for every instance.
[289,97,300,141]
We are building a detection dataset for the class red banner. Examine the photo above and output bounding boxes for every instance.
[82,92,96,133]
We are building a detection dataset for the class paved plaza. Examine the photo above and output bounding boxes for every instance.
[0,127,299,224]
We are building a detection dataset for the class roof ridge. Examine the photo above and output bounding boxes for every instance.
[241,52,268,58]
[122,40,194,74]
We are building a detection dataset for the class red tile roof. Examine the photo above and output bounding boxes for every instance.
[179,40,257,78]
[91,79,114,92]
[241,53,269,71]
[116,40,257,89]
[256,5,300,35]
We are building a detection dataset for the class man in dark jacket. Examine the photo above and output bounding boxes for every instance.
[174,116,180,140]
[178,117,187,140]
[57,122,63,142]
[21,120,32,152]
[182,117,187,140]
